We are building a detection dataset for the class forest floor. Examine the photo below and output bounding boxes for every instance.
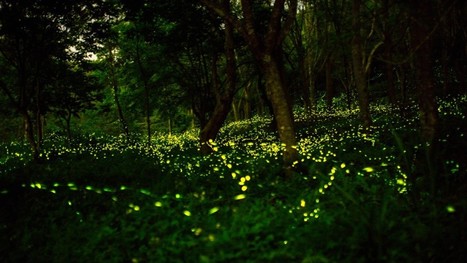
[1,96,467,263]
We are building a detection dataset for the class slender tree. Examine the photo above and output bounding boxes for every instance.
[200,0,239,154]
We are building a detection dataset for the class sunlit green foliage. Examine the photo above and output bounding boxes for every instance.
[1,96,466,262]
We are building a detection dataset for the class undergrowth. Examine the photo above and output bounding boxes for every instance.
[1,96,466,262]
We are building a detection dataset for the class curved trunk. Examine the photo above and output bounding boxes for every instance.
[199,0,238,154]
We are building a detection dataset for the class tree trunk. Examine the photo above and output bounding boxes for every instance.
[107,46,129,137]
[135,41,152,146]
[199,0,238,154]
[260,55,298,169]
[383,0,397,105]
[409,1,438,142]
[201,0,300,174]
[351,0,372,131]
[325,55,334,111]
[22,111,39,161]
[65,110,72,144]
[35,84,44,147]
[309,75,317,112]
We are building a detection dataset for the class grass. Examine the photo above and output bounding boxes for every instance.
[1,96,467,262]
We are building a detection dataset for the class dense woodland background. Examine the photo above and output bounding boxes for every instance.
[0,0,465,158]
[1,0,467,262]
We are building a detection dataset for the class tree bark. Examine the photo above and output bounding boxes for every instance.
[200,0,238,154]
[200,0,299,174]
[409,0,438,142]
[383,0,397,105]
[351,0,372,131]
[260,54,299,168]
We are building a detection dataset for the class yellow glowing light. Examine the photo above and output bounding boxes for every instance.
[183,210,191,216]
[208,234,215,242]
[241,186,248,191]
[154,201,163,207]
[231,172,237,179]
[176,193,182,199]
[227,163,232,169]
[300,199,306,207]
[446,205,456,213]
[234,194,246,200]
[363,167,374,172]
[245,175,251,181]
[340,163,346,169]
[193,228,202,236]
[133,205,140,211]
[221,155,227,160]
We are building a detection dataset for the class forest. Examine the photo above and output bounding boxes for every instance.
[0,0,466,262]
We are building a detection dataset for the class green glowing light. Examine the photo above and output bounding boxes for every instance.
[446,205,455,213]
[209,207,219,214]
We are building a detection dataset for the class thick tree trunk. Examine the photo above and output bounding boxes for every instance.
[382,0,397,106]
[409,1,438,142]
[135,43,152,146]
[200,97,233,153]
[201,0,300,175]
[351,0,372,131]
[260,55,298,169]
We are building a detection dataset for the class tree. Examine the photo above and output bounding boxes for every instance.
[201,0,300,172]
[351,0,372,131]
[49,62,101,143]
[0,0,116,159]
[199,0,239,154]
[407,0,438,142]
